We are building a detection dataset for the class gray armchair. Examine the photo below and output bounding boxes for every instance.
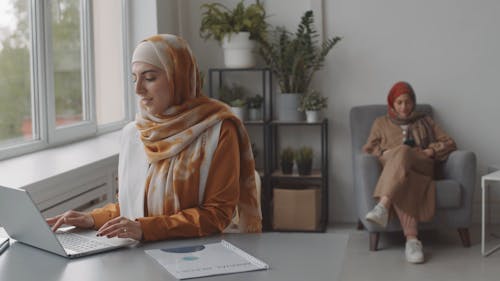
[350,105,476,251]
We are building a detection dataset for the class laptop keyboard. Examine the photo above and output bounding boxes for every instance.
[57,233,112,253]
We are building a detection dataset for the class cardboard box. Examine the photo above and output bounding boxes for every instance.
[273,188,321,231]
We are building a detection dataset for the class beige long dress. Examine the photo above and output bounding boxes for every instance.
[363,115,456,222]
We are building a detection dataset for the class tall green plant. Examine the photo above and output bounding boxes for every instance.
[259,10,341,93]
[200,0,267,43]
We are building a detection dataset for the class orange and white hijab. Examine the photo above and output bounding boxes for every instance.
[118,34,261,233]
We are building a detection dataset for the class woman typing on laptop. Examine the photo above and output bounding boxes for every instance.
[47,34,261,241]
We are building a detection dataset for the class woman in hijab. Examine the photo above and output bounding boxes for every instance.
[363,81,456,263]
[47,34,262,241]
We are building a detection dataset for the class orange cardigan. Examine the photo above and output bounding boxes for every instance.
[90,121,241,241]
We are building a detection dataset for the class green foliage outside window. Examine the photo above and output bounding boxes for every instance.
[0,0,31,142]
[0,0,82,143]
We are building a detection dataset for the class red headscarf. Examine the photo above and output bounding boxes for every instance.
[387,81,416,119]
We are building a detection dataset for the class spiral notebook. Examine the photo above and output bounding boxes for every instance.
[145,240,269,279]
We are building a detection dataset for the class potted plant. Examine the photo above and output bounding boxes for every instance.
[298,90,327,123]
[295,146,313,176]
[259,10,341,121]
[247,94,264,121]
[229,98,247,121]
[200,0,268,68]
[280,147,295,174]
[218,83,247,120]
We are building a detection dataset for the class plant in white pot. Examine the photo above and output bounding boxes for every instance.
[229,98,247,121]
[298,90,327,123]
[200,0,268,68]
[259,10,341,121]
[247,94,263,121]
[218,83,247,121]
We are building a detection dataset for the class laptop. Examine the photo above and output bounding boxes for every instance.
[0,185,136,258]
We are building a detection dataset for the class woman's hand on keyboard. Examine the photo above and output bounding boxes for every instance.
[46,210,95,232]
[96,216,143,241]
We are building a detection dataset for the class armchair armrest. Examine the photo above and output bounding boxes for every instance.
[442,150,476,189]
[441,150,477,210]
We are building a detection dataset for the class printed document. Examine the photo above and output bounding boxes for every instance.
[145,240,269,279]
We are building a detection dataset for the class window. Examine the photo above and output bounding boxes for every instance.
[0,0,33,147]
[0,0,130,160]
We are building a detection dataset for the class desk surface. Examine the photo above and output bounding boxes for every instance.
[0,232,348,281]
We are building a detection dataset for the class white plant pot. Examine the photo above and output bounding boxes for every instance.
[222,32,256,68]
[231,106,247,121]
[248,108,262,121]
[305,110,322,123]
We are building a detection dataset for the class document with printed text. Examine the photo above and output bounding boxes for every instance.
[145,240,269,279]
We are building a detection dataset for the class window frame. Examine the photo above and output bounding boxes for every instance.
[0,0,133,161]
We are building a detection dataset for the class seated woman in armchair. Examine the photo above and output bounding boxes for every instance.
[363,81,456,263]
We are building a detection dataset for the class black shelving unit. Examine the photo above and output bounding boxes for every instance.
[267,119,329,232]
[207,68,272,229]
[207,67,272,123]
[207,67,329,232]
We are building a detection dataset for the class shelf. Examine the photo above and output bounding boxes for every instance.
[267,118,328,233]
[208,67,328,233]
[271,169,322,179]
[270,119,326,126]
[243,120,266,125]
[208,68,273,123]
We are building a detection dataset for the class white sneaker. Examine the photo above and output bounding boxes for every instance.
[405,239,424,264]
[365,203,388,228]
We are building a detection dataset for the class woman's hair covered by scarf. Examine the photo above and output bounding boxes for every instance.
[132,34,202,107]
[387,81,416,119]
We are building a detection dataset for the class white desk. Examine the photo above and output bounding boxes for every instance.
[481,169,500,256]
[0,232,348,281]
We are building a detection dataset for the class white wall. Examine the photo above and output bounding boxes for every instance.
[132,0,500,223]
[93,0,125,124]
[323,0,500,222]
[128,0,158,47]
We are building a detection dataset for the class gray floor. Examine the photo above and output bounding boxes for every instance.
[327,223,500,281]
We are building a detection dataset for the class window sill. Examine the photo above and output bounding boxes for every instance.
[0,131,121,189]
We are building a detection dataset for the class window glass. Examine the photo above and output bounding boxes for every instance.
[51,0,84,128]
[0,0,129,160]
[0,0,34,145]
